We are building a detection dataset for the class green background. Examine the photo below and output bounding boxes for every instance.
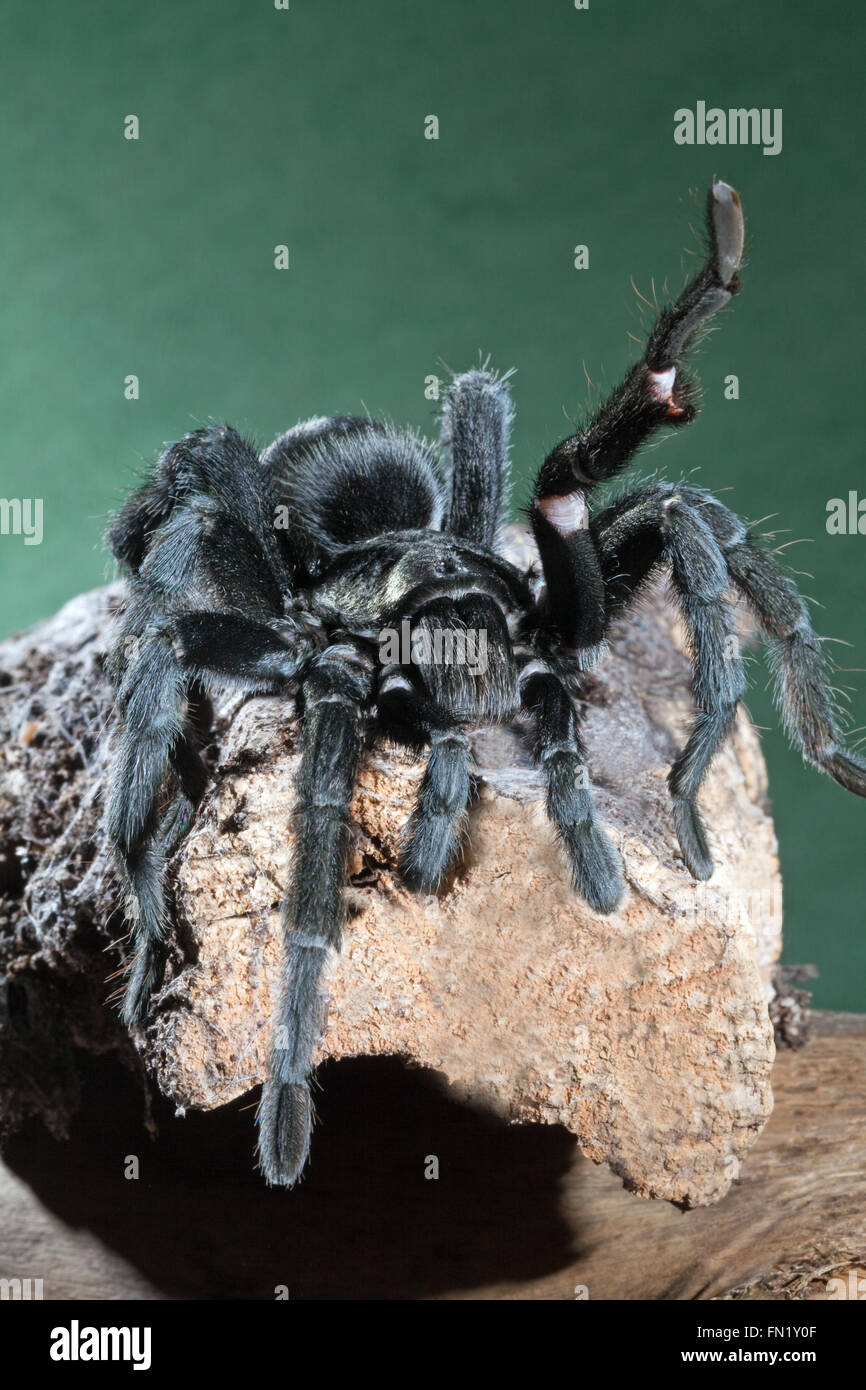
[1,0,862,1007]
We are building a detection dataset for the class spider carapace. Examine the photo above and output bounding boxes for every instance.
[106,183,865,1185]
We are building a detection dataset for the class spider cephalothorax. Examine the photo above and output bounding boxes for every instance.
[106,182,865,1185]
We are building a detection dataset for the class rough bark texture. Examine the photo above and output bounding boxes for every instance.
[0,528,783,1208]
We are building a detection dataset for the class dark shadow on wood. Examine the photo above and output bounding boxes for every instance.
[4,1052,578,1299]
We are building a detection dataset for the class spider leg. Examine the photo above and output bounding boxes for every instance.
[520,661,624,911]
[120,741,207,1024]
[257,641,375,1187]
[380,590,521,891]
[108,471,304,1025]
[375,666,473,892]
[402,730,472,892]
[665,512,745,880]
[680,490,866,798]
[440,368,513,547]
[108,625,201,1024]
[168,611,313,687]
[108,425,283,573]
[592,485,746,878]
[527,182,744,650]
[109,612,310,1026]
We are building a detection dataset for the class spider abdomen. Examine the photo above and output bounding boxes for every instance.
[276,420,446,556]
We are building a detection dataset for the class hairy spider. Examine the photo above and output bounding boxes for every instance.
[106,182,865,1186]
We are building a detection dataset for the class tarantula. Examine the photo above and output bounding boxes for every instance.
[106,181,865,1186]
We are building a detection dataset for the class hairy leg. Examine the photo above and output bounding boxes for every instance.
[109,609,310,1025]
[520,661,624,912]
[683,490,866,798]
[108,425,285,575]
[527,182,744,650]
[401,728,472,892]
[441,368,513,547]
[592,484,745,878]
[380,590,519,891]
[257,642,375,1186]
[108,486,305,1025]
[374,656,475,893]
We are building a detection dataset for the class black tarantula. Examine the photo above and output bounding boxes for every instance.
[106,182,866,1186]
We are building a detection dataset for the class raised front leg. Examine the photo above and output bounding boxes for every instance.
[528,182,744,652]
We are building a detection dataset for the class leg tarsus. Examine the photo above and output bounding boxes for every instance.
[821,750,866,797]
[549,758,625,911]
[669,706,739,881]
[671,795,714,881]
[399,731,472,892]
[121,937,167,1028]
[257,1080,313,1187]
[709,180,745,289]
[522,667,624,913]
